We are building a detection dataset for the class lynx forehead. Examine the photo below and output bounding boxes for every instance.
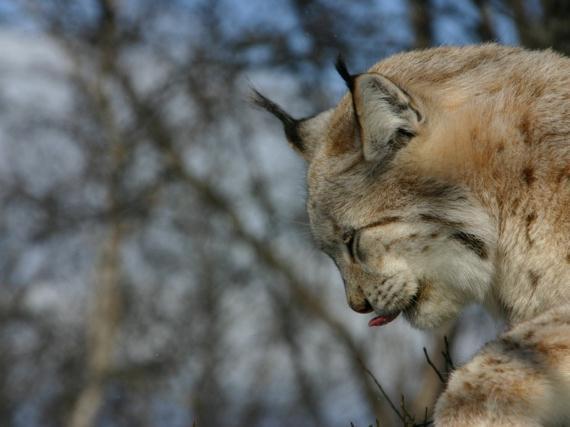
[254,43,570,425]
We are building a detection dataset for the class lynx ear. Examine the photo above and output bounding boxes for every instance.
[352,73,422,162]
[251,88,330,161]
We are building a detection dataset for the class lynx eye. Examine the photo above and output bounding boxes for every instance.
[342,229,360,262]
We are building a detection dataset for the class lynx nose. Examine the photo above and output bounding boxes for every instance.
[342,265,374,313]
[349,297,374,314]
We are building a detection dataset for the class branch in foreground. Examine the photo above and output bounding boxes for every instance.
[360,336,457,427]
[443,336,455,372]
[422,348,444,384]
[423,335,455,385]
[360,363,406,424]
[362,362,434,427]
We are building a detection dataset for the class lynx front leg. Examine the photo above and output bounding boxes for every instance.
[434,349,549,427]
[435,306,570,427]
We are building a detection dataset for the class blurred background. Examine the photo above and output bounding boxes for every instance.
[0,1,569,426]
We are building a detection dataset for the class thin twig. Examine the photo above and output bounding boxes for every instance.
[414,407,434,427]
[422,347,445,384]
[442,336,455,372]
[361,364,405,424]
[361,360,437,427]
[400,394,415,425]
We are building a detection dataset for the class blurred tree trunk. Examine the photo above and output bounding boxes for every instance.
[473,0,497,42]
[67,219,123,427]
[66,4,125,419]
[66,102,125,427]
[538,0,570,54]
[507,0,570,55]
[410,0,434,48]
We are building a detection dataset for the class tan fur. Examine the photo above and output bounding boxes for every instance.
[260,44,570,425]
[437,306,570,426]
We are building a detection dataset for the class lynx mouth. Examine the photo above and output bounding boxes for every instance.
[368,287,421,328]
[368,311,400,327]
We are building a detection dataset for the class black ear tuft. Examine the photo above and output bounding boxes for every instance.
[250,88,294,125]
[335,54,355,91]
[250,88,304,150]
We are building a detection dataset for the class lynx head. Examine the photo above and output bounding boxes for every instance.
[253,57,496,329]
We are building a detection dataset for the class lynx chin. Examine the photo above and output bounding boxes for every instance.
[253,44,570,426]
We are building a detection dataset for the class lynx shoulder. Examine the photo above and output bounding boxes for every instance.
[254,44,570,426]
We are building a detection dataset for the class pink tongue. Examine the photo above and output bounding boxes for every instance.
[368,312,400,327]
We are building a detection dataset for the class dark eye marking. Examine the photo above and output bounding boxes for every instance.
[359,216,402,230]
[419,213,464,229]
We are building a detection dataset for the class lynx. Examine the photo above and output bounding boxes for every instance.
[253,44,570,426]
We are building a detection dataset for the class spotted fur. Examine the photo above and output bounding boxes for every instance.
[255,44,570,426]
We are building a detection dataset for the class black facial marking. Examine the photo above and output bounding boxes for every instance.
[419,213,464,229]
[450,231,488,259]
[360,216,402,230]
[415,179,467,201]
[250,88,304,151]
